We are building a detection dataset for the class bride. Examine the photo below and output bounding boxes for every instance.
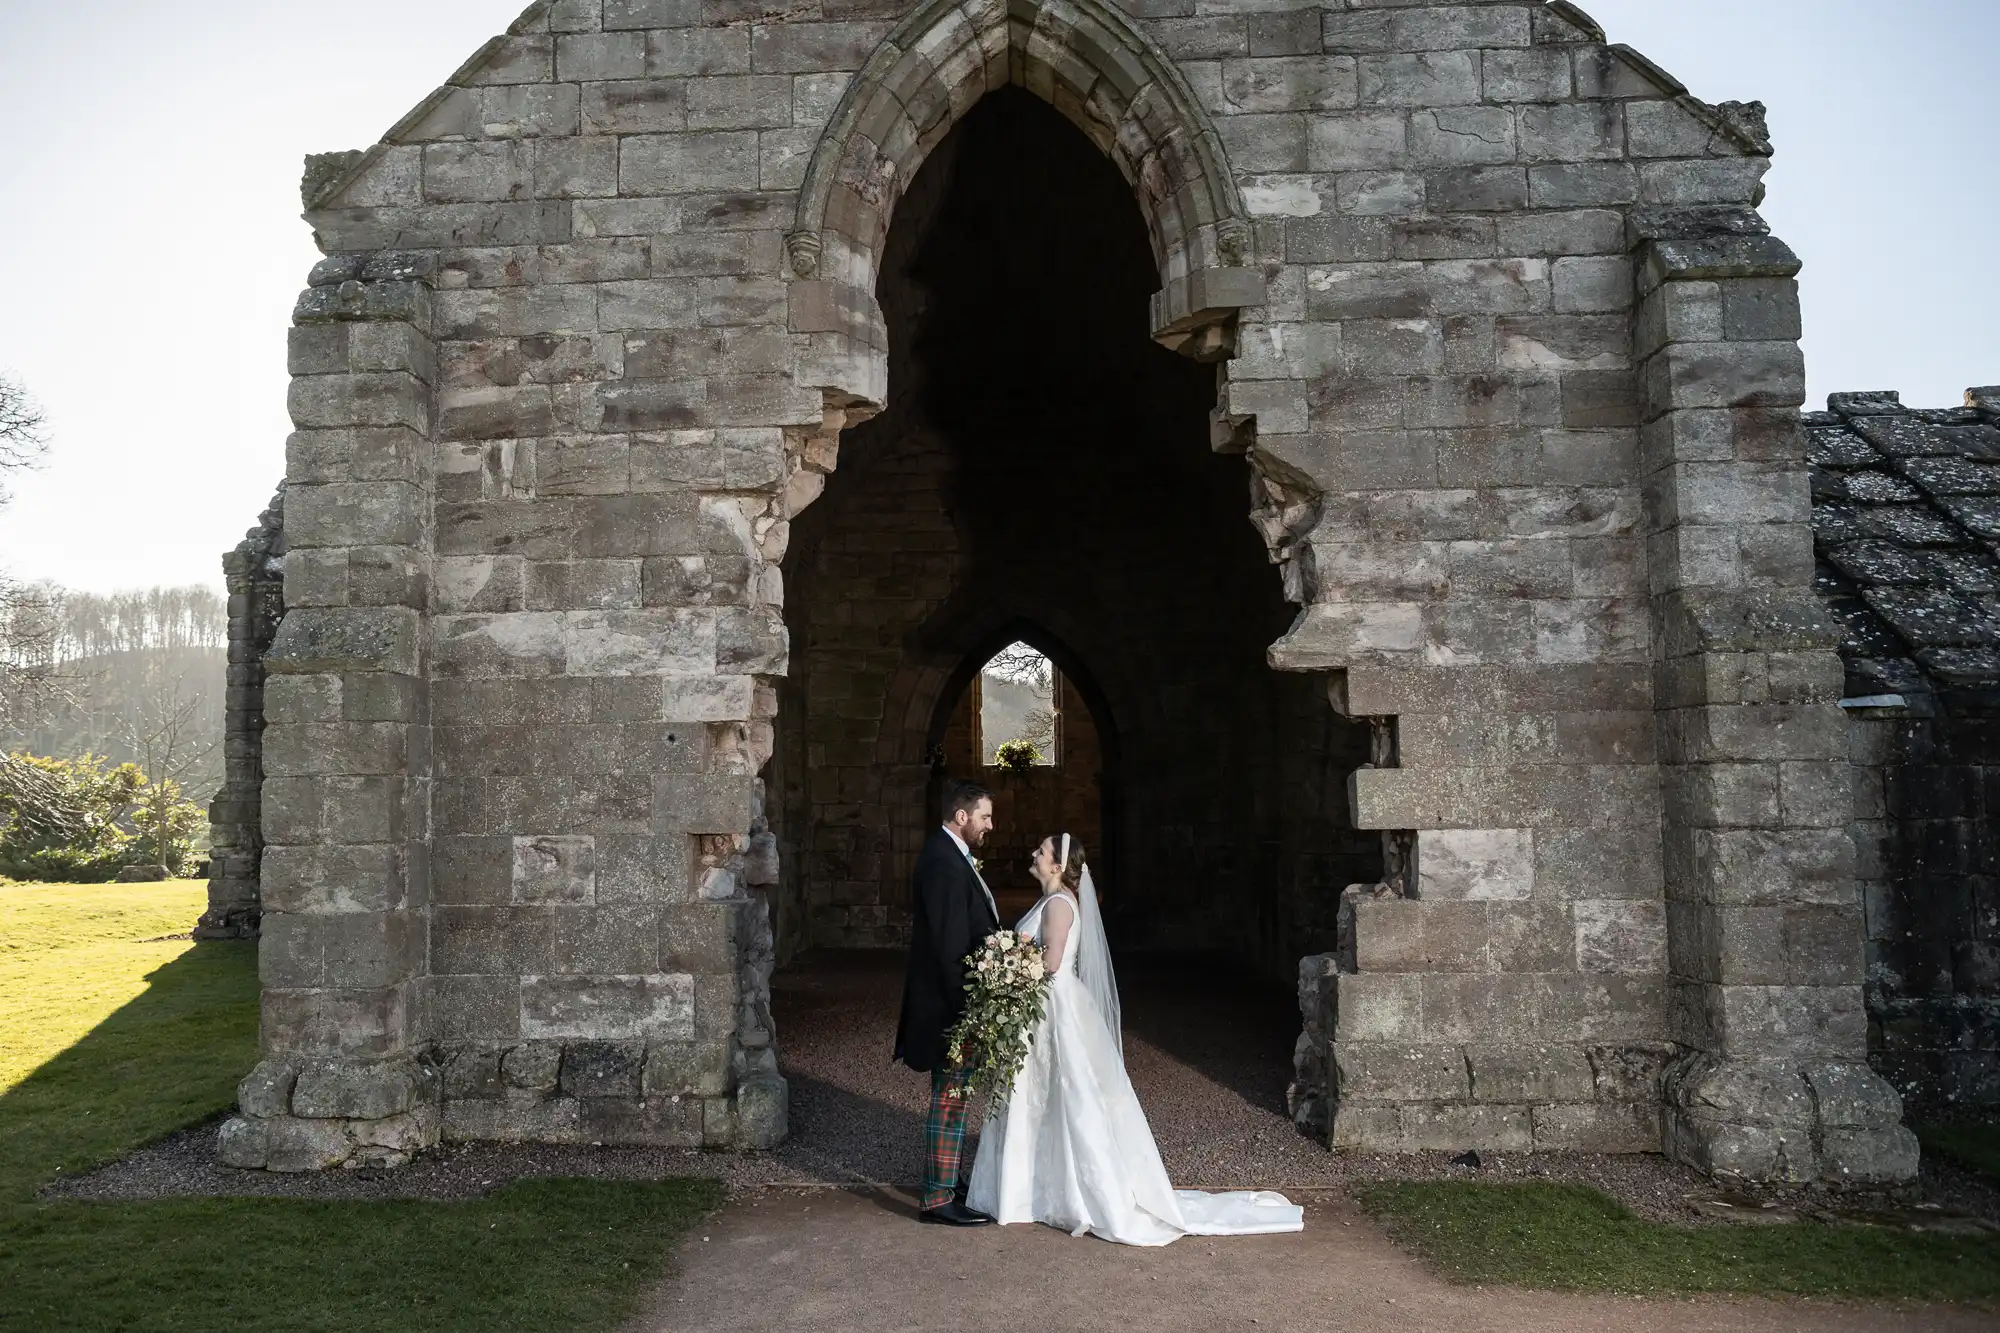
[965,833,1304,1246]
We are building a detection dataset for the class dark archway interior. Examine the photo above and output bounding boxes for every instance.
[770,88,1379,991]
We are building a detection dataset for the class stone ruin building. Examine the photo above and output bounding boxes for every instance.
[197,0,2000,1185]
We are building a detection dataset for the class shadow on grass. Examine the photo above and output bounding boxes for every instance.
[1362,1179,2000,1304]
[0,942,723,1333]
[0,942,259,1198]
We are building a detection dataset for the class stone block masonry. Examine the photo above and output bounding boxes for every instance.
[208,0,1916,1181]
[1636,212,1915,1186]
[198,490,286,941]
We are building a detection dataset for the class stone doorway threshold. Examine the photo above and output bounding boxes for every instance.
[632,1185,1994,1333]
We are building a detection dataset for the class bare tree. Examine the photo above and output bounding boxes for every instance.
[122,666,218,876]
[0,376,54,730]
[1020,707,1056,753]
[0,584,61,728]
[983,640,1051,688]
[0,374,47,504]
[0,752,92,844]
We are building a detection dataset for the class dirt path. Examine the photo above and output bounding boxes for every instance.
[634,1185,1995,1333]
[635,952,1995,1333]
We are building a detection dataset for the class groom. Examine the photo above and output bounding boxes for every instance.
[895,779,1001,1226]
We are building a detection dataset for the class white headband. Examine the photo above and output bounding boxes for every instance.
[1059,833,1070,870]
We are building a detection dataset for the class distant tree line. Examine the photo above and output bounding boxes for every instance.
[0,374,220,880]
[0,583,227,798]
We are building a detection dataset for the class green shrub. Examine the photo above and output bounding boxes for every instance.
[0,753,204,882]
[128,774,206,876]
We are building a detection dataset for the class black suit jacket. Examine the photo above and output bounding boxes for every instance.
[894,827,1001,1072]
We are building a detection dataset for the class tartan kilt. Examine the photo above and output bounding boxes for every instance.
[922,1065,973,1209]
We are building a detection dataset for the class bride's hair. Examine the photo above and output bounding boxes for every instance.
[1044,834,1086,892]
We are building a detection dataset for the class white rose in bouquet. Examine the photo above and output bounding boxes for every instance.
[944,931,1052,1100]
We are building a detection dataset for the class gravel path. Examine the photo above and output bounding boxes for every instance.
[637,1186,2000,1333]
[48,949,2000,1230]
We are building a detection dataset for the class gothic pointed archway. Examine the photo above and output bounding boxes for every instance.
[768,82,1378,989]
[783,0,1268,414]
[750,0,1381,1170]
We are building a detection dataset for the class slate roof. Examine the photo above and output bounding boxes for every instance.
[1810,387,2000,700]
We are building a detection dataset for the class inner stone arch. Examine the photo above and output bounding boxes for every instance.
[933,628,1113,925]
[785,0,1266,413]
[766,90,1381,1133]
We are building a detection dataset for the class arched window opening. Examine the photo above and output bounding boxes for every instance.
[976,641,1061,770]
[933,632,1108,922]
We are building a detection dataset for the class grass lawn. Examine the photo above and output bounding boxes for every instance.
[1362,1179,2000,1301]
[0,880,722,1333]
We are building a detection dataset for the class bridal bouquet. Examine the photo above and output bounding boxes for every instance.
[944,930,1050,1100]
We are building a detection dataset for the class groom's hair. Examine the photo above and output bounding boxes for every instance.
[941,780,992,823]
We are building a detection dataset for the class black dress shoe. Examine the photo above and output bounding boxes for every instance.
[951,1179,993,1221]
[920,1200,993,1226]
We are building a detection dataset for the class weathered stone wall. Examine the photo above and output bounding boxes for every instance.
[1850,698,2000,1114]
[1635,215,1918,1185]
[218,251,445,1171]
[199,490,286,941]
[1811,387,2000,1116]
[211,0,1917,1179]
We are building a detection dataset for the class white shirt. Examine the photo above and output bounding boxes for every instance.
[942,824,998,920]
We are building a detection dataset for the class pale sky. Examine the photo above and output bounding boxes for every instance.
[0,0,1993,594]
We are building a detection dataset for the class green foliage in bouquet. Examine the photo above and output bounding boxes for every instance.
[992,739,1042,772]
[944,930,1052,1100]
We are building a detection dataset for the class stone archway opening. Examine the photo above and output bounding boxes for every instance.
[764,88,1381,1171]
[936,632,1110,926]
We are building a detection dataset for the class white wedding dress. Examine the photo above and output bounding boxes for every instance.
[966,871,1304,1246]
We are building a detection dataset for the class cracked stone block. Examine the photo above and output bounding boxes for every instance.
[644,1040,732,1097]
[512,835,597,904]
[1667,1054,1917,1184]
[520,973,696,1041]
[443,1046,505,1101]
[559,1041,645,1098]
[501,1042,563,1091]
[348,1107,440,1169]
[1415,828,1532,901]
[735,1073,788,1148]
[1804,1061,1904,1128]
[236,1060,298,1118]
[291,1056,438,1121]
[264,1116,356,1173]
[216,1116,271,1170]
[1819,1126,1921,1186]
